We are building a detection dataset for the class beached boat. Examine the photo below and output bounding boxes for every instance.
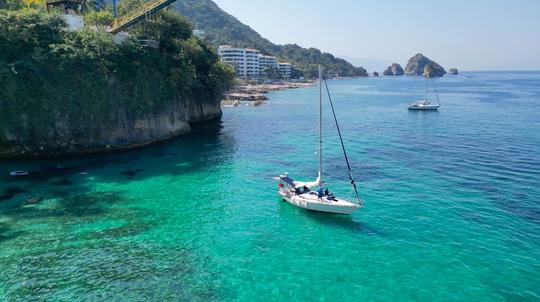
[408,78,441,110]
[275,66,363,215]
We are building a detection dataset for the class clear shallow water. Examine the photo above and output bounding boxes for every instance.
[1,72,540,301]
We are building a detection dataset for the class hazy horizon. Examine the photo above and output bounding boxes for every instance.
[212,0,540,71]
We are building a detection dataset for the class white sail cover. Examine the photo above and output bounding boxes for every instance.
[293,176,321,189]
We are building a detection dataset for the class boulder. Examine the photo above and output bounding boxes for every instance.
[404,53,446,77]
[373,71,379,77]
[383,63,404,76]
[449,68,459,75]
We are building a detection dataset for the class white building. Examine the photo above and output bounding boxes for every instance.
[278,63,293,78]
[218,45,260,79]
[258,55,278,69]
[193,29,205,38]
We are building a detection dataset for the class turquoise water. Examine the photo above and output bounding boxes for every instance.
[1,72,540,301]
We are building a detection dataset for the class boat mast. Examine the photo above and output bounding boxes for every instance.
[432,80,441,106]
[318,65,323,187]
[425,77,429,101]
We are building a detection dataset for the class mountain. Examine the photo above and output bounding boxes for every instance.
[171,0,367,78]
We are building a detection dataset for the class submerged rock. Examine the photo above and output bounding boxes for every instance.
[404,53,446,77]
[25,196,43,205]
[383,63,404,76]
[0,193,15,202]
[5,187,27,194]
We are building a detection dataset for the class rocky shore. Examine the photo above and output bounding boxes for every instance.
[222,81,315,107]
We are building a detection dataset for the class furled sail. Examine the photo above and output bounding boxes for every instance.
[294,176,321,189]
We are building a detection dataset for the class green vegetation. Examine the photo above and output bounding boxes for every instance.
[172,0,368,78]
[0,7,233,146]
[83,10,114,27]
[278,44,367,78]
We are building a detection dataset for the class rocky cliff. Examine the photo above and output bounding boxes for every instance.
[404,53,446,77]
[383,63,404,76]
[0,97,222,159]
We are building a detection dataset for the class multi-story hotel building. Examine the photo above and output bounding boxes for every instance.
[218,45,260,79]
[258,55,278,69]
[218,46,294,79]
[278,63,293,78]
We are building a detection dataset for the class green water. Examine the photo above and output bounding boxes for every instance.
[1,72,540,301]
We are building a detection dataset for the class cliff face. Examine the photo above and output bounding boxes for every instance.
[0,97,222,159]
[404,53,446,77]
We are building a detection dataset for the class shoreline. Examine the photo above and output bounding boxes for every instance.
[222,81,315,107]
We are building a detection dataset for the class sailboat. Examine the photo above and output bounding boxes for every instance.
[408,77,441,110]
[275,66,363,215]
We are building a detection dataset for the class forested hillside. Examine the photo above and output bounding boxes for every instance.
[172,0,367,78]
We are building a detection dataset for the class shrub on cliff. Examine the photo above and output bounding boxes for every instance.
[0,9,234,146]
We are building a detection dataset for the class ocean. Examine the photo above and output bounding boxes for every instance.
[1,71,539,301]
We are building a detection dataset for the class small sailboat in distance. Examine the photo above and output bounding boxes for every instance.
[275,66,363,215]
[408,77,441,110]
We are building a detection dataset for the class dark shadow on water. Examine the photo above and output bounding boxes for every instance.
[0,118,235,210]
[305,210,384,236]
[407,109,440,116]
[279,200,383,237]
[0,118,231,182]
[0,221,26,243]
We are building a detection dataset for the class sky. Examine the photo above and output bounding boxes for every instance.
[212,0,540,71]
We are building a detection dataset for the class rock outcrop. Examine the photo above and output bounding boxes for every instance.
[449,68,459,75]
[373,71,379,77]
[383,63,404,76]
[404,53,446,77]
[0,97,222,159]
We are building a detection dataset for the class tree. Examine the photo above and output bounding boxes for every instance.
[22,0,44,8]
[84,10,113,28]
[80,0,106,14]
[260,66,281,79]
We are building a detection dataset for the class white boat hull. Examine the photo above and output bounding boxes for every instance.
[279,189,360,215]
[408,100,440,110]
[408,105,440,110]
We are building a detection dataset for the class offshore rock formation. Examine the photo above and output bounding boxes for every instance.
[373,71,380,77]
[383,63,404,76]
[404,53,446,77]
[449,68,459,75]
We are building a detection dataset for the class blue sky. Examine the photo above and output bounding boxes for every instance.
[212,0,540,71]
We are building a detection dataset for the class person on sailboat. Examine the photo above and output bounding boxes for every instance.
[317,187,324,199]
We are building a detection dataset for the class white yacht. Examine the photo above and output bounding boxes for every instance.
[275,66,363,215]
[409,77,441,110]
